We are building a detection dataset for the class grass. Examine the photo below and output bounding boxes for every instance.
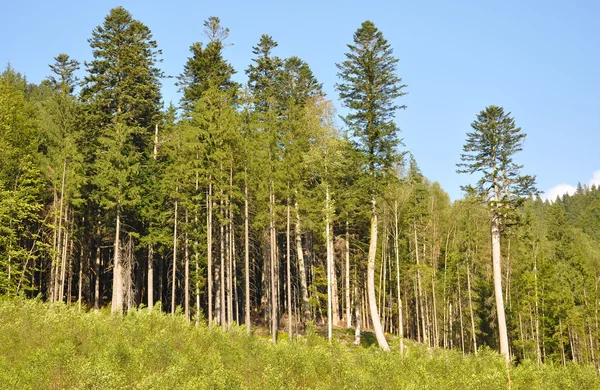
[0,297,598,389]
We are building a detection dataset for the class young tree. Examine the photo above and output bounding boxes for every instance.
[336,20,406,351]
[457,105,536,361]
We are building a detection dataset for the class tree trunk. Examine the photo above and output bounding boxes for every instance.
[171,195,178,316]
[148,123,159,312]
[111,205,123,314]
[185,210,190,321]
[492,215,510,361]
[394,201,405,353]
[54,160,67,303]
[326,186,333,343]
[94,232,101,310]
[466,258,478,355]
[457,264,465,355]
[207,179,213,326]
[414,222,427,344]
[59,207,69,302]
[270,187,278,343]
[148,245,154,311]
[354,283,361,345]
[286,196,292,341]
[368,197,389,350]
[345,221,351,329]
[78,244,83,312]
[244,171,251,333]
[295,198,311,323]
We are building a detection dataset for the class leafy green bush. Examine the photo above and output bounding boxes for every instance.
[0,298,598,389]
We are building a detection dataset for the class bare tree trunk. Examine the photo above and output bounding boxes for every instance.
[457,263,465,355]
[270,186,278,343]
[111,205,123,314]
[207,179,213,326]
[50,192,58,303]
[54,160,67,303]
[295,198,310,324]
[354,283,361,345]
[78,244,83,312]
[94,231,101,310]
[244,170,251,333]
[331,234,340,328]
[148,123,159,312]
[148,245,154,311]
[533,249,542,365]
[171,195,178,316]
[345,221,351,329]
[492,215,510,361]
[220,199,226,329]
[466,258,478,355]
[414,222,427,344]
[59,207,69,302]
[326,186,333,343]
[393,202,405,353]
[286,196,292,341]
[368,197,389,350]
[185,210,190,321]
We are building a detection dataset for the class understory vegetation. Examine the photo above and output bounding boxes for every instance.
[1,298,598,390]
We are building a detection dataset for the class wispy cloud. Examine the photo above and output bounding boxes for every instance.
[544,170,600,202]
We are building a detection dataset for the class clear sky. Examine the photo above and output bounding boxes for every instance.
[2,0,599,201]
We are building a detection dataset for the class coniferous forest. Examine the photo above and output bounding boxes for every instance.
[2,6,600,388]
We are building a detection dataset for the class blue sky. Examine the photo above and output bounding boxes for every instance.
[2,0,599,201]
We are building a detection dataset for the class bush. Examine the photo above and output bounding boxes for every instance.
[0,298,598,389]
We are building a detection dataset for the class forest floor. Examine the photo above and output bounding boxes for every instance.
[1,297,599,390]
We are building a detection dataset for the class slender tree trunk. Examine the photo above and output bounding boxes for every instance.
[185,210,190,321]
[368,197,389,350]
[270,185,278,343]
[466,258,478,355]
[492,215,510,361]
[111,204,123,314]
[331,234,340,328]
[78,244,83,312]
[295,198,310,323]
[59,207,69,302]
[326,186,333,343]
[94,230,101,310]
[50,192,58,302]
[414,222,427,344]
[244,170,251,333]
[457,263,465,355]
[533,249,542,365]
[148,123,159,312]
[354,283,361,345]
[148,245,154,311]
[286,196,292,341]
[220,199,226,329]
[394,202,405,353]
[171,195,178,316]
[207,179,213,326]
[345,221,351,329]
[54,160,67,303]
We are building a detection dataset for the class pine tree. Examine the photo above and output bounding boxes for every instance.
[336,20,407,351]
[457,105,536,360]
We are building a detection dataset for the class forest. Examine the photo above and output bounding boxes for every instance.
[2,5,600,378]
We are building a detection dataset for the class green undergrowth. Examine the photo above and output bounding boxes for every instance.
[0,298,598,389]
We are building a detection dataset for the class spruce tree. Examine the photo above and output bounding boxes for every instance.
[336,20,407,351]
[457,105,536,360]
[81,6,163,313]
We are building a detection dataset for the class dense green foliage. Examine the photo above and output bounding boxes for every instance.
[1,298,598,390]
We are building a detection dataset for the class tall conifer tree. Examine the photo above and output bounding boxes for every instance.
[336,20,406,351]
